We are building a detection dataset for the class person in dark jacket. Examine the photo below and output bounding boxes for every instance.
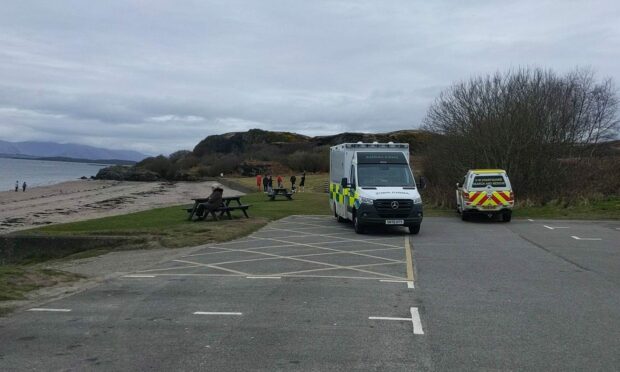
[262,174,268,192]
[197,183,224,219]
[267,175,273,192]
[290,175,297,193]
[299,172,306,192]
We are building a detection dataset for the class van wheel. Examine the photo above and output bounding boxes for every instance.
[408,224,420,235]
[353,215,365,234]
[461,211,469,221]
[502,211,512,222]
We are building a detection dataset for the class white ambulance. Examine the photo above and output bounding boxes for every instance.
[329,142,424,234]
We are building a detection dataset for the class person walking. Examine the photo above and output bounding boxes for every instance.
[290,175,297,193]
[22,181,27,192]
[276,175,283,188]
[15,181,19,192]
[267,175,273,193]
[299,172,306,192]
[256,174,263,192]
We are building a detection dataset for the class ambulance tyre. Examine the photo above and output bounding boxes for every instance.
[353,214,365,234]
[461,211,469,221]
[502,211,512,222]
[408,224,420,235]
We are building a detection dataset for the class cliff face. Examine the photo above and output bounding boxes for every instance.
[96,128,431,181]
[192,128,429,157]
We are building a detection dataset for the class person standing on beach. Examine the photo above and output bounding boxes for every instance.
[300,172,306,192]
[22,181,27,192]
[15,181,19,192]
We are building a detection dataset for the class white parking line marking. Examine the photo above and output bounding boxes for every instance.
[528,219,535,222]
[543,225,569,230]
[246,276,281,279]
[369,307,424,335]
[123,275,156,278]
[571,236,602,241]
[378,279,415,288]
[369,316,411,321]
[27,308,71,312]
[173,259,250,276]
[193,312,242,315]
[411,307,424,334]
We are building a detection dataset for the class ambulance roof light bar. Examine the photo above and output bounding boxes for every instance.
[338,142,409,149]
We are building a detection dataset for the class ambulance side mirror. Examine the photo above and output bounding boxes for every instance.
[340,177,349,188]
[456,182,460,188]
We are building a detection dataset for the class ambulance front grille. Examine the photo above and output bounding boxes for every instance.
[373,199,413,218]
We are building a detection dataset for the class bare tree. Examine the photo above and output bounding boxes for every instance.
[422,67,619,204]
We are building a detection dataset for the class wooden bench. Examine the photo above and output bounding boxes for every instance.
[186,196,250,221]
[268,188,293,201]
[198,204,251,221]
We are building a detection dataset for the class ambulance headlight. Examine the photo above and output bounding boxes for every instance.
[359,196,374,205]
[412,196,422,204]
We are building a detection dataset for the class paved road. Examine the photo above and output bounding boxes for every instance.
[1,215,619,371]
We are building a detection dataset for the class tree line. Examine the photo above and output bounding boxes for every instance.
[421,67,619,205]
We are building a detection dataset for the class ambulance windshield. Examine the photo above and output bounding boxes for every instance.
[357,164,415,187]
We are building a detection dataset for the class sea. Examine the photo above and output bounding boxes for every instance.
[0,157,109,192]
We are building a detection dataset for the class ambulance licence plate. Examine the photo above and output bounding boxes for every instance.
[385,219,404,225]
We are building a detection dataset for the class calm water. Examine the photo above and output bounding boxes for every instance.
[0,157,109,191]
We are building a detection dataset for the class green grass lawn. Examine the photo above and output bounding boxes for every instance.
[513,197,620,220]
[22,191,331,248]
[230,174,329,192]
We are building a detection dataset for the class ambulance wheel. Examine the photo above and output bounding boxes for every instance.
[408,224,420,235]
[353,215,365,234]
[461,211,469,221]
[502,211,512,222]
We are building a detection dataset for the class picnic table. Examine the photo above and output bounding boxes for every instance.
[268,187,293,201]
[186,196,250,221]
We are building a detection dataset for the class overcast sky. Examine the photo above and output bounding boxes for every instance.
[0,0,618,155]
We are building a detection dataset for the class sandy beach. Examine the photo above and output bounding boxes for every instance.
[0,180,241,234]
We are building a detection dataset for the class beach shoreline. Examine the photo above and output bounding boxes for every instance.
[0,179,241,234]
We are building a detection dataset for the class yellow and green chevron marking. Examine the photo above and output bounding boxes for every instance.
[330,182,360,209]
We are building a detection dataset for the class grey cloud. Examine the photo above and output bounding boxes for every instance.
[0,0,618,154]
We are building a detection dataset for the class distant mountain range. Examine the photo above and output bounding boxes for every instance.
[0,140,148,163]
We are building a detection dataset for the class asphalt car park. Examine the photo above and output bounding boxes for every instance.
[1,215,619,370]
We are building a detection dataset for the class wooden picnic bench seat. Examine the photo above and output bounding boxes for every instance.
[196,203,251,221]
[186,196,250,221]
[268,188,293,201]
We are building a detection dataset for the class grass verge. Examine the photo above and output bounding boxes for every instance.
[15,190,331,257]
[0,266,82,301]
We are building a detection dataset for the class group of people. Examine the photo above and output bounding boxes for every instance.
[257,172,306,193]
[15,181,26,192]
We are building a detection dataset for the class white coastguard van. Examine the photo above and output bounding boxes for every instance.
[329,142,424,234]
[456,169,514,222]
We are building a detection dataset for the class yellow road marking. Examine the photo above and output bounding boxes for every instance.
[404,236,415,285]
